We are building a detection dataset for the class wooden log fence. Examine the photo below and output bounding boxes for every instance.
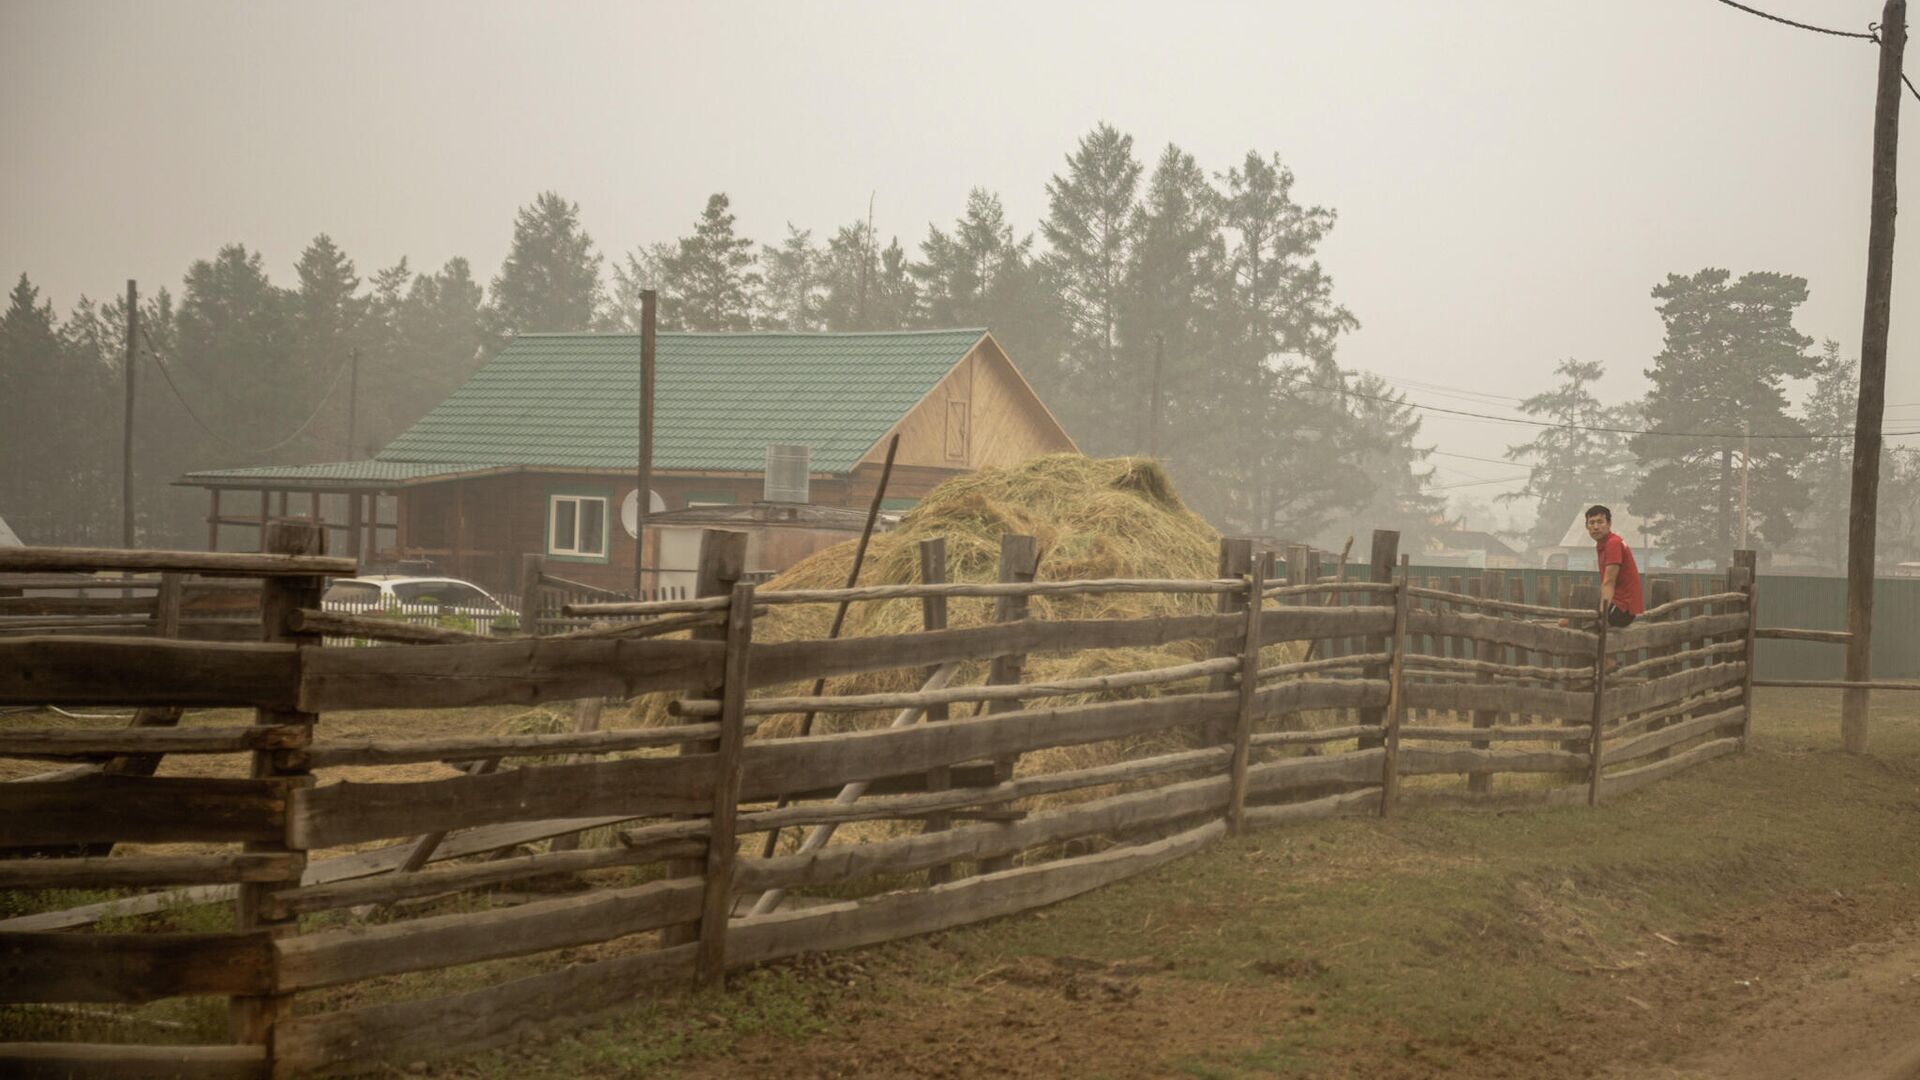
[0,536,1796,1077]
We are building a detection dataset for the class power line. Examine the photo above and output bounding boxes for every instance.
[142,329,354,456]
[1708,1,1920,104]
[1279,370,1920,440]
[1709,0,1876,40]
[1430,448,1531,468]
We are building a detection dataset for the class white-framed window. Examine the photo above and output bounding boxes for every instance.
[548,494,608,558]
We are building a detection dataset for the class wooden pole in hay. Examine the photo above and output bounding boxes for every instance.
[1380,555,1410,816]
[978,533,1040,875]
[230,522,323,1054]
[756,434,900,861]
[1226,559,1265,835]
[695,579,755,989]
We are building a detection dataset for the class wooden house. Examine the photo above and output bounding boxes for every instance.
[178,329,1076,593]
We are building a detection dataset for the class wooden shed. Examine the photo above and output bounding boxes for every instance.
[178,329,1076,593]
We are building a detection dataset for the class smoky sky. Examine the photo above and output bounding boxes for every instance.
[4,0,1918,517]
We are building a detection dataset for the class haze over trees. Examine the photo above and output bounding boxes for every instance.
[4,124,1915,568]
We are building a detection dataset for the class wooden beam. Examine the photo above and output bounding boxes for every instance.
[0,547,355,577]
[0,1042,265,1080]
[0,930,273,1004]
[0,853,297,891]
[0,774,287,845]
[0,637,300,708]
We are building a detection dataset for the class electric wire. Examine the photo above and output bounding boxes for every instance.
[1710,0,1876,40]
[1708,0,1920,103]
[1278,370,1920,440]
[141,328,355,456]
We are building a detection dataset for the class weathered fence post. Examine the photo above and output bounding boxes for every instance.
[978,533,1040,875]
[517,552,544,637]
[1205,538,1255,746]
[1226,559,1265,834]
[1566,583,1599,759]
[918,537,955,885]
[1586,594,1611,808]
[1380,555,1409,815]
[1645,577,1682,762]
[1466,573,1498,794]
[1734,550,1759,745]
[696,579,755,989]
[232,522,323,1056]
[151,571,182,638]
[1357,530,1399,750]
[665,529,747,947]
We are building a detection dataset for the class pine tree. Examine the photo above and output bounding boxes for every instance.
[487,192,604,336]
[913,188,1060,371]
[1183,150,1358,538]
[292,234,365,459]
[1793,341,1920,567]
[913,188,1028,326]
[601,244,671,331]
[1500,359,1641,553]
[660,193,759,331]
[1041,123,1142,450]
[1629,269,1816,564]
[817,219,883,331]
[173,244,296,455]
[756,225,823,330]
[1120,143,1225,461]
[0,275,83,542]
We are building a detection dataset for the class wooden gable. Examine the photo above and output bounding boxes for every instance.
[858,334,1077,471]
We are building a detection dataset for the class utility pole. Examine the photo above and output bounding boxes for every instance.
[1843,0,1904,754]
[1148,333,1165,459]
[1738,419,1751,549]
[344,347,360,460]
[635,289,656,596]
[122,279,138,550]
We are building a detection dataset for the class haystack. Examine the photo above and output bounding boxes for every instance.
[629,455,1298,757]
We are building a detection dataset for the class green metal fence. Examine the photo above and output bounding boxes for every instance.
[1280,556,1918,681]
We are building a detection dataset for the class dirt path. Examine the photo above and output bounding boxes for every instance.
[1616,917,1920,1080]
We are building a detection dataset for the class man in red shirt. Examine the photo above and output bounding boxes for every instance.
[1586,504,1643,628]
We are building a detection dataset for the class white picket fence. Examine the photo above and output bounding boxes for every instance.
[317,599,515,646]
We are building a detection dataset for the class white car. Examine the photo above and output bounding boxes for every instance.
[321,576,510,617]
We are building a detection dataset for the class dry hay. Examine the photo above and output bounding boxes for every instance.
[626,456,1316,800]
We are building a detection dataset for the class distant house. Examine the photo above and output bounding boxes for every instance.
[1421,528,1522,569]
[178,329,1077,593]
[1537,506,1683,570]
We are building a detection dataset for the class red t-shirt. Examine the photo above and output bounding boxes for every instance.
[1595,531,1643,615]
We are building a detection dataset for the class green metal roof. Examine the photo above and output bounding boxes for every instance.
[374,329,989,474]
[179,460,500,489]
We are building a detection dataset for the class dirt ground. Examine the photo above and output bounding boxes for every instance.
[662,898,1920,1080]
[1630,920,1920,1080]
[654,689,1920,1080]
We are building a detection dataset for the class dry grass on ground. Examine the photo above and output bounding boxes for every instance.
[453,688,1920,1080]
